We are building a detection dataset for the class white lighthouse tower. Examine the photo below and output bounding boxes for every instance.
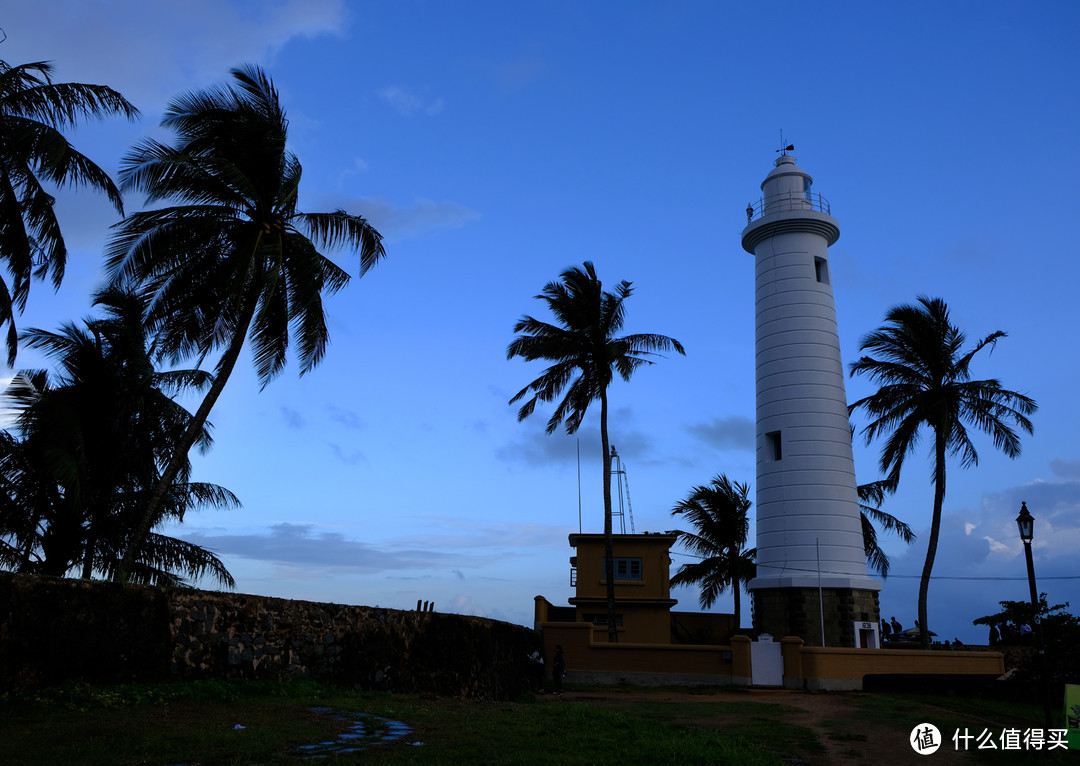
[740,150,880,647]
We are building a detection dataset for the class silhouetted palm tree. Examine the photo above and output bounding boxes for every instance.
[106,65,385,579]
[669,475,756,628]
[0,59,137,363]
[0,289,237,586]
[508,261,684,641]
[849,296,1036,648]
[857,476,914,578]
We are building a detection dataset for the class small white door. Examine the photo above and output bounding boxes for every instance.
[750,635,783,686]
[855,620,880,648]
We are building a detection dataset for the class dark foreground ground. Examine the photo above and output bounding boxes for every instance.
[547,685,1075,765]
[1,680,1074,765]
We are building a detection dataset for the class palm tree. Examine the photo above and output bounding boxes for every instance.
[0,59,137,363]
[849,296,1036,648]
[851,424,915,578]
[106,65,385,580]
[0,425,59,572]
[669,475,756,629]
[0,289,237,586]
[857,476,914,578]
[508,261,684,642]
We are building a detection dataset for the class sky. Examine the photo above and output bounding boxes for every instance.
[2,0,1078,644]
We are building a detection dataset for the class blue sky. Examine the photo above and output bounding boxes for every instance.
[2,1,1077,643]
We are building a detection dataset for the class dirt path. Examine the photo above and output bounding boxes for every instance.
[544,687,1029,765]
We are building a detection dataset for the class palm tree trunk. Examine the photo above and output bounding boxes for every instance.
[19,511,44,570]
[600,387,617,643]
[732,547,741,631]
[918,430,948,650]
[81,529,96,579]
[114,290,259,581]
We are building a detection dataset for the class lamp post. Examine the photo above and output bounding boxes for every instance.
[1015,502,1052,728]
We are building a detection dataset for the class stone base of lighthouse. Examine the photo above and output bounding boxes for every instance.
[751,588,880,648]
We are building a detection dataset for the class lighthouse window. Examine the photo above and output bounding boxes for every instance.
[814,257,830,284]
[803,177,812,201]
[766,431,782,461]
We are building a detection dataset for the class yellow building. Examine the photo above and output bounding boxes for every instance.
[567,532,678,643]
[535,532,740,685]
[538,532,737,646]
[534,531,1004,689]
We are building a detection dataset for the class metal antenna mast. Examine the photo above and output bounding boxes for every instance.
[609,446,636,534]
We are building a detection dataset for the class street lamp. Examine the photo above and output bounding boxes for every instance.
[1015,501,1052,727]
[1016,502,1034,543]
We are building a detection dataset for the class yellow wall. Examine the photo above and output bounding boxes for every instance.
[539,535,1003,690]
[538,622,1005,691]
[781,637,1005,691]
[536,596,737,647]
[540,621,746,684]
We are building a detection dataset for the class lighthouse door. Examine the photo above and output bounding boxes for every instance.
[750,634,783,687]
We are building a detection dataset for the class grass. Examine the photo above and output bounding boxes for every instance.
[822,690,1074,765]
[0,680,1074,765]
[0,680,353,765]
[0,680,782,765]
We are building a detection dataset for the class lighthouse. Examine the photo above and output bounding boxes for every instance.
[741,150,880,648]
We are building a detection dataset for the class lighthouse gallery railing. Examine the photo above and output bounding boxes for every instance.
[746,191,831,223]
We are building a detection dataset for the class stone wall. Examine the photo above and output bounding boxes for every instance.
[751,587,880,647]
[0,573,537,699]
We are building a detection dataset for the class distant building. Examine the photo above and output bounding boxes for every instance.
[565,533,676,642]
[534,531,740,684]
[557,532,734,643]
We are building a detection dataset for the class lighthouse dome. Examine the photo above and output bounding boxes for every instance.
[760,154,814,212]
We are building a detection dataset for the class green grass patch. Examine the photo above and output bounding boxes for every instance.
[3,681,1073,765]
[844,691,1075,765]
[0,681,783,765]
[608,698,825,763]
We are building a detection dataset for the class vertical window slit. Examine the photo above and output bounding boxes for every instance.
[814,257,829,285]
[766,431,782,461]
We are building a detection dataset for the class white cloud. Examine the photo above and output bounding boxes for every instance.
[182,522,483,572]
[378,85,444,117]
[877,476,1080,643]
[2,0,349,113]
[496,407,669,468]
[390,517,570,552]
[280,406,305,429]
[496,428,589,466]
[327,404,363,430]
[686,416,755,451]
[1050,458,1080,480]
[327,443,366,466]
[491,55,545,92]
[346,196,481,240]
